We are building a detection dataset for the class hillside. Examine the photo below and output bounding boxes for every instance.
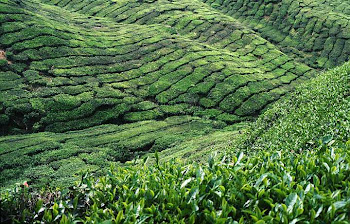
[1,0,315,135]
[204,0,350,68]
[243,62,350,152]
[0,0,349,187]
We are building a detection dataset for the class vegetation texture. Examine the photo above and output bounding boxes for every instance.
[0,116,229,188]
[243,62,350,151]
[2,0,342,188]
[1,61,350,223]
[0,0,316,136]
[203,0,350,68]
[0,0,350,222]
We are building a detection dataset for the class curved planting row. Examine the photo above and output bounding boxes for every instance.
[0,115,228,188]
[0,0,313,135]
[202,0,350,68]
[39,0,316,73]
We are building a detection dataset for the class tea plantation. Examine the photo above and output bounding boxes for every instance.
[0,0,349,223]
[1,0,315,135]
[1,61,349,223]
[204,0,350,68]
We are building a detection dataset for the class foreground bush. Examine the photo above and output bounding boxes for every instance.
[1,139,350,223]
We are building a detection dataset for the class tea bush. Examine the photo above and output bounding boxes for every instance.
[1,140,350,223]
[0,116,228,189]
[1,61,350,223]
[1,0,350,222]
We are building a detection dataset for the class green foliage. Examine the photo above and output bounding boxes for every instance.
[0,0,349,222]
[202,0,350,68]
[0,116,227,189]
[0,0,315,134]
[0,0,350,220]
[243,61,350,151]
[1,141,350,223]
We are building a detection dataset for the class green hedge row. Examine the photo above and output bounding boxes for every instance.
[0,116,226,188]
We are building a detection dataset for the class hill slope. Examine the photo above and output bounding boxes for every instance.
[203,0,350,68]
[0,0,314,135]
[243,62,350,151]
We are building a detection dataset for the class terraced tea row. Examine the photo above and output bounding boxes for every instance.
[0,115,229,188]
[40,0,318,70]
[202,0,350,68]
[0,0,313,134]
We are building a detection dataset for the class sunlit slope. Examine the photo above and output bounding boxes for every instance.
[0,0,313,135]
[242,61,350,152]
[202,0,350,68]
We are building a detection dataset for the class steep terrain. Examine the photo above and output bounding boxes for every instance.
[0,0,350,222]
